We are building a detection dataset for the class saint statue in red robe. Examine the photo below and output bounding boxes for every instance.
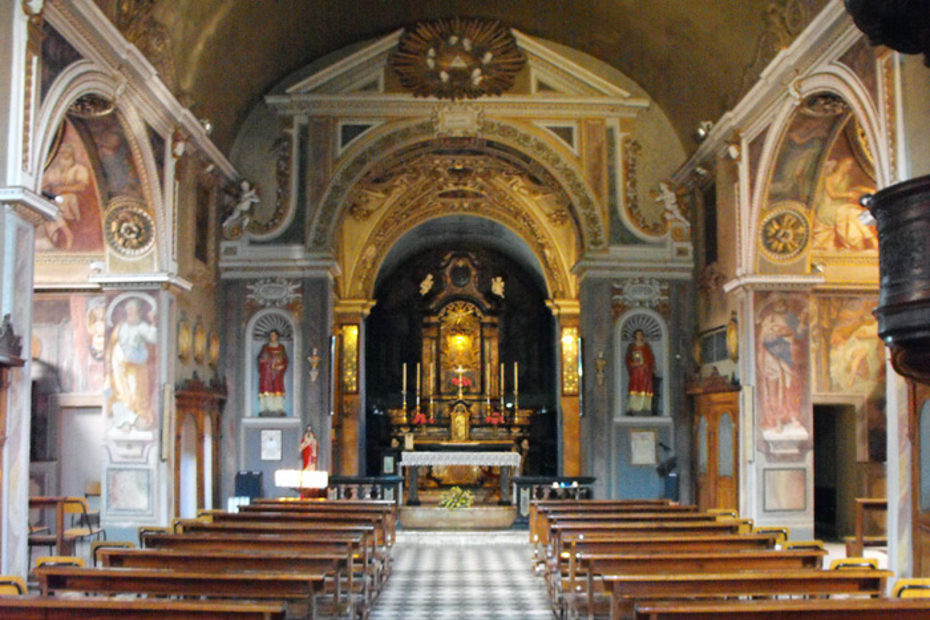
[626,329,655,414]
[300,424,318,470]
[258,330,288,414]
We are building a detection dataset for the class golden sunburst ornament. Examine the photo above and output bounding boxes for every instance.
[389,18,525,100]
[760,204,809,262]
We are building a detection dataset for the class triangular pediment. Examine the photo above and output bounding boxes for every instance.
[283,26,632,100]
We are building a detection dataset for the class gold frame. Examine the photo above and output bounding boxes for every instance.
[177,319,192,362]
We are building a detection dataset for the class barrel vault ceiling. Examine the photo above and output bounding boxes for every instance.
[95,0,828,155]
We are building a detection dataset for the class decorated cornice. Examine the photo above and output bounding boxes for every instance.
[265,93,644,119]
[46,0,237,180]
[87,271,192,292]
[219,245,340,281]
[722,273,825,293]
[0,185,60,225]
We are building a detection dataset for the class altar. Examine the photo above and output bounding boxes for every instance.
[400,450,521,506]
[384,252,538,501]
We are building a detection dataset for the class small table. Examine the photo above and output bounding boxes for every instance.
[400,451,521,506]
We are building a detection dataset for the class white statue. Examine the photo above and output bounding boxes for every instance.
[222,180,259,237]
[491,276,505,298]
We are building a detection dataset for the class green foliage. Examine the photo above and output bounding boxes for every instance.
[438,485,474,510]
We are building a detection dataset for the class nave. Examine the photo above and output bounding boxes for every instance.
[371,531,550,620]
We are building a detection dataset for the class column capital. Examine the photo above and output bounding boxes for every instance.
[334,298,375,321]
[546,298,580,320]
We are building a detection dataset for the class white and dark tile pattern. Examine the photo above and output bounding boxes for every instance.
[371,530,551,619]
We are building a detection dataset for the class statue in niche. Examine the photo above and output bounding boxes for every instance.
[626,329,656,415]
[257,329,288,415]
[300,424,318,470]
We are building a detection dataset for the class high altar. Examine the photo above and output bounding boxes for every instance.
[388,252,533,503]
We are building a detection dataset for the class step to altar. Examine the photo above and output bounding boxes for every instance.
[399,504,517,529]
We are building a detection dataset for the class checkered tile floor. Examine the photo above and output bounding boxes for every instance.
[371,530,551,619]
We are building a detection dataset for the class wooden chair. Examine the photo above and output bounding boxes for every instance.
[0,575,27,595]
[895,578,930,598]
[62,497,105,546]
[35,555,84,568]
[83,481,101,528]
[90,540,134,567]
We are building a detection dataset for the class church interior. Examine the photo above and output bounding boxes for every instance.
[3,0,930,616]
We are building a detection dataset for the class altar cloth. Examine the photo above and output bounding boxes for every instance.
[400,450,521,468]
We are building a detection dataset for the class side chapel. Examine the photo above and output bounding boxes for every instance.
[0,0,930,584]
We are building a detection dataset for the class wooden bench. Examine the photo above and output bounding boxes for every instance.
[98,548,353,618]
[531,501,696,546]
[36,566,327,619]
[569,549,826,619]
[537,511,717,550]
[240,500,397,545]
[0,597,287,619]
[632,598,930,619]
[209,511,392,548]
[603,568,892,620]
[845,498,887,557]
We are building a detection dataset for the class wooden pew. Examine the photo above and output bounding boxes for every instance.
[210,510,391,548]
[241,500,397,545]
[569,549,826,619]
[602,568,892,620]
[536,511,716,550]
[98,548,352,618]
[141,532,372,609]
[0,597,287,619]
[550,520,750,563]
[531,501,695,546]
[35,566,327,619]
[632,598,930,619]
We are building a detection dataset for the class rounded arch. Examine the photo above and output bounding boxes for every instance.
[309,117,606,253]
[244,308,301,419]
[614,308,669,418]
[748,68,890,269]
[32,60,168,269]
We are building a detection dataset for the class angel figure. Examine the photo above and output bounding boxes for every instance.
[222,180,259,237]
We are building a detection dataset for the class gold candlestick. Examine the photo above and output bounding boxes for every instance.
[500,362,505,412]
[401,362,407,414]
[514,361,519,410]
[455,364,465,400]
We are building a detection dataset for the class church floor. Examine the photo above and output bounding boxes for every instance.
[371,530,551,619]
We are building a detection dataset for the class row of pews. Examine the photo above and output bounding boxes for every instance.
[1,498,396,619]
[531,497,930,620]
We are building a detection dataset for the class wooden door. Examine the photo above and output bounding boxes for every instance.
[692,390,739,512]
[911,381,930,575]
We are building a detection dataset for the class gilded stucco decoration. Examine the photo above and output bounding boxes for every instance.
[611,278,670,318]
[621,136,666,237]
[739,0,816,98]
[311,119,604,251]
[343,152,573,300]
[245,278,302,308]
[110,0,179,93]
[104,198,155,257]
[759,203,810,262]
[389,18,525,100]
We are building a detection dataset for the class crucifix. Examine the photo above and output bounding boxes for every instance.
[455,364,465,400]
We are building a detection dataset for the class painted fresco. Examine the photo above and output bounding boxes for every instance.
[32,294,106,394]
[813,296,884,395]
[80,113,144,201]
[105,293,158,432]
[38,119,104,252]
[767,111,836,205]
[755,292,811,459]
[811,119,877,253]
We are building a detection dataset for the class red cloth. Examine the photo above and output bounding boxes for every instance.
[258,343,287,395]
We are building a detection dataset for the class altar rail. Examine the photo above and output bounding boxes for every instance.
[513,476,596,524]
[327,476,403,506]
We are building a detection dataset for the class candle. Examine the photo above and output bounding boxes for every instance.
[416,363,421,404]
[402,362,407,393]
[514,362,518,394]
[500,362,504,394]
